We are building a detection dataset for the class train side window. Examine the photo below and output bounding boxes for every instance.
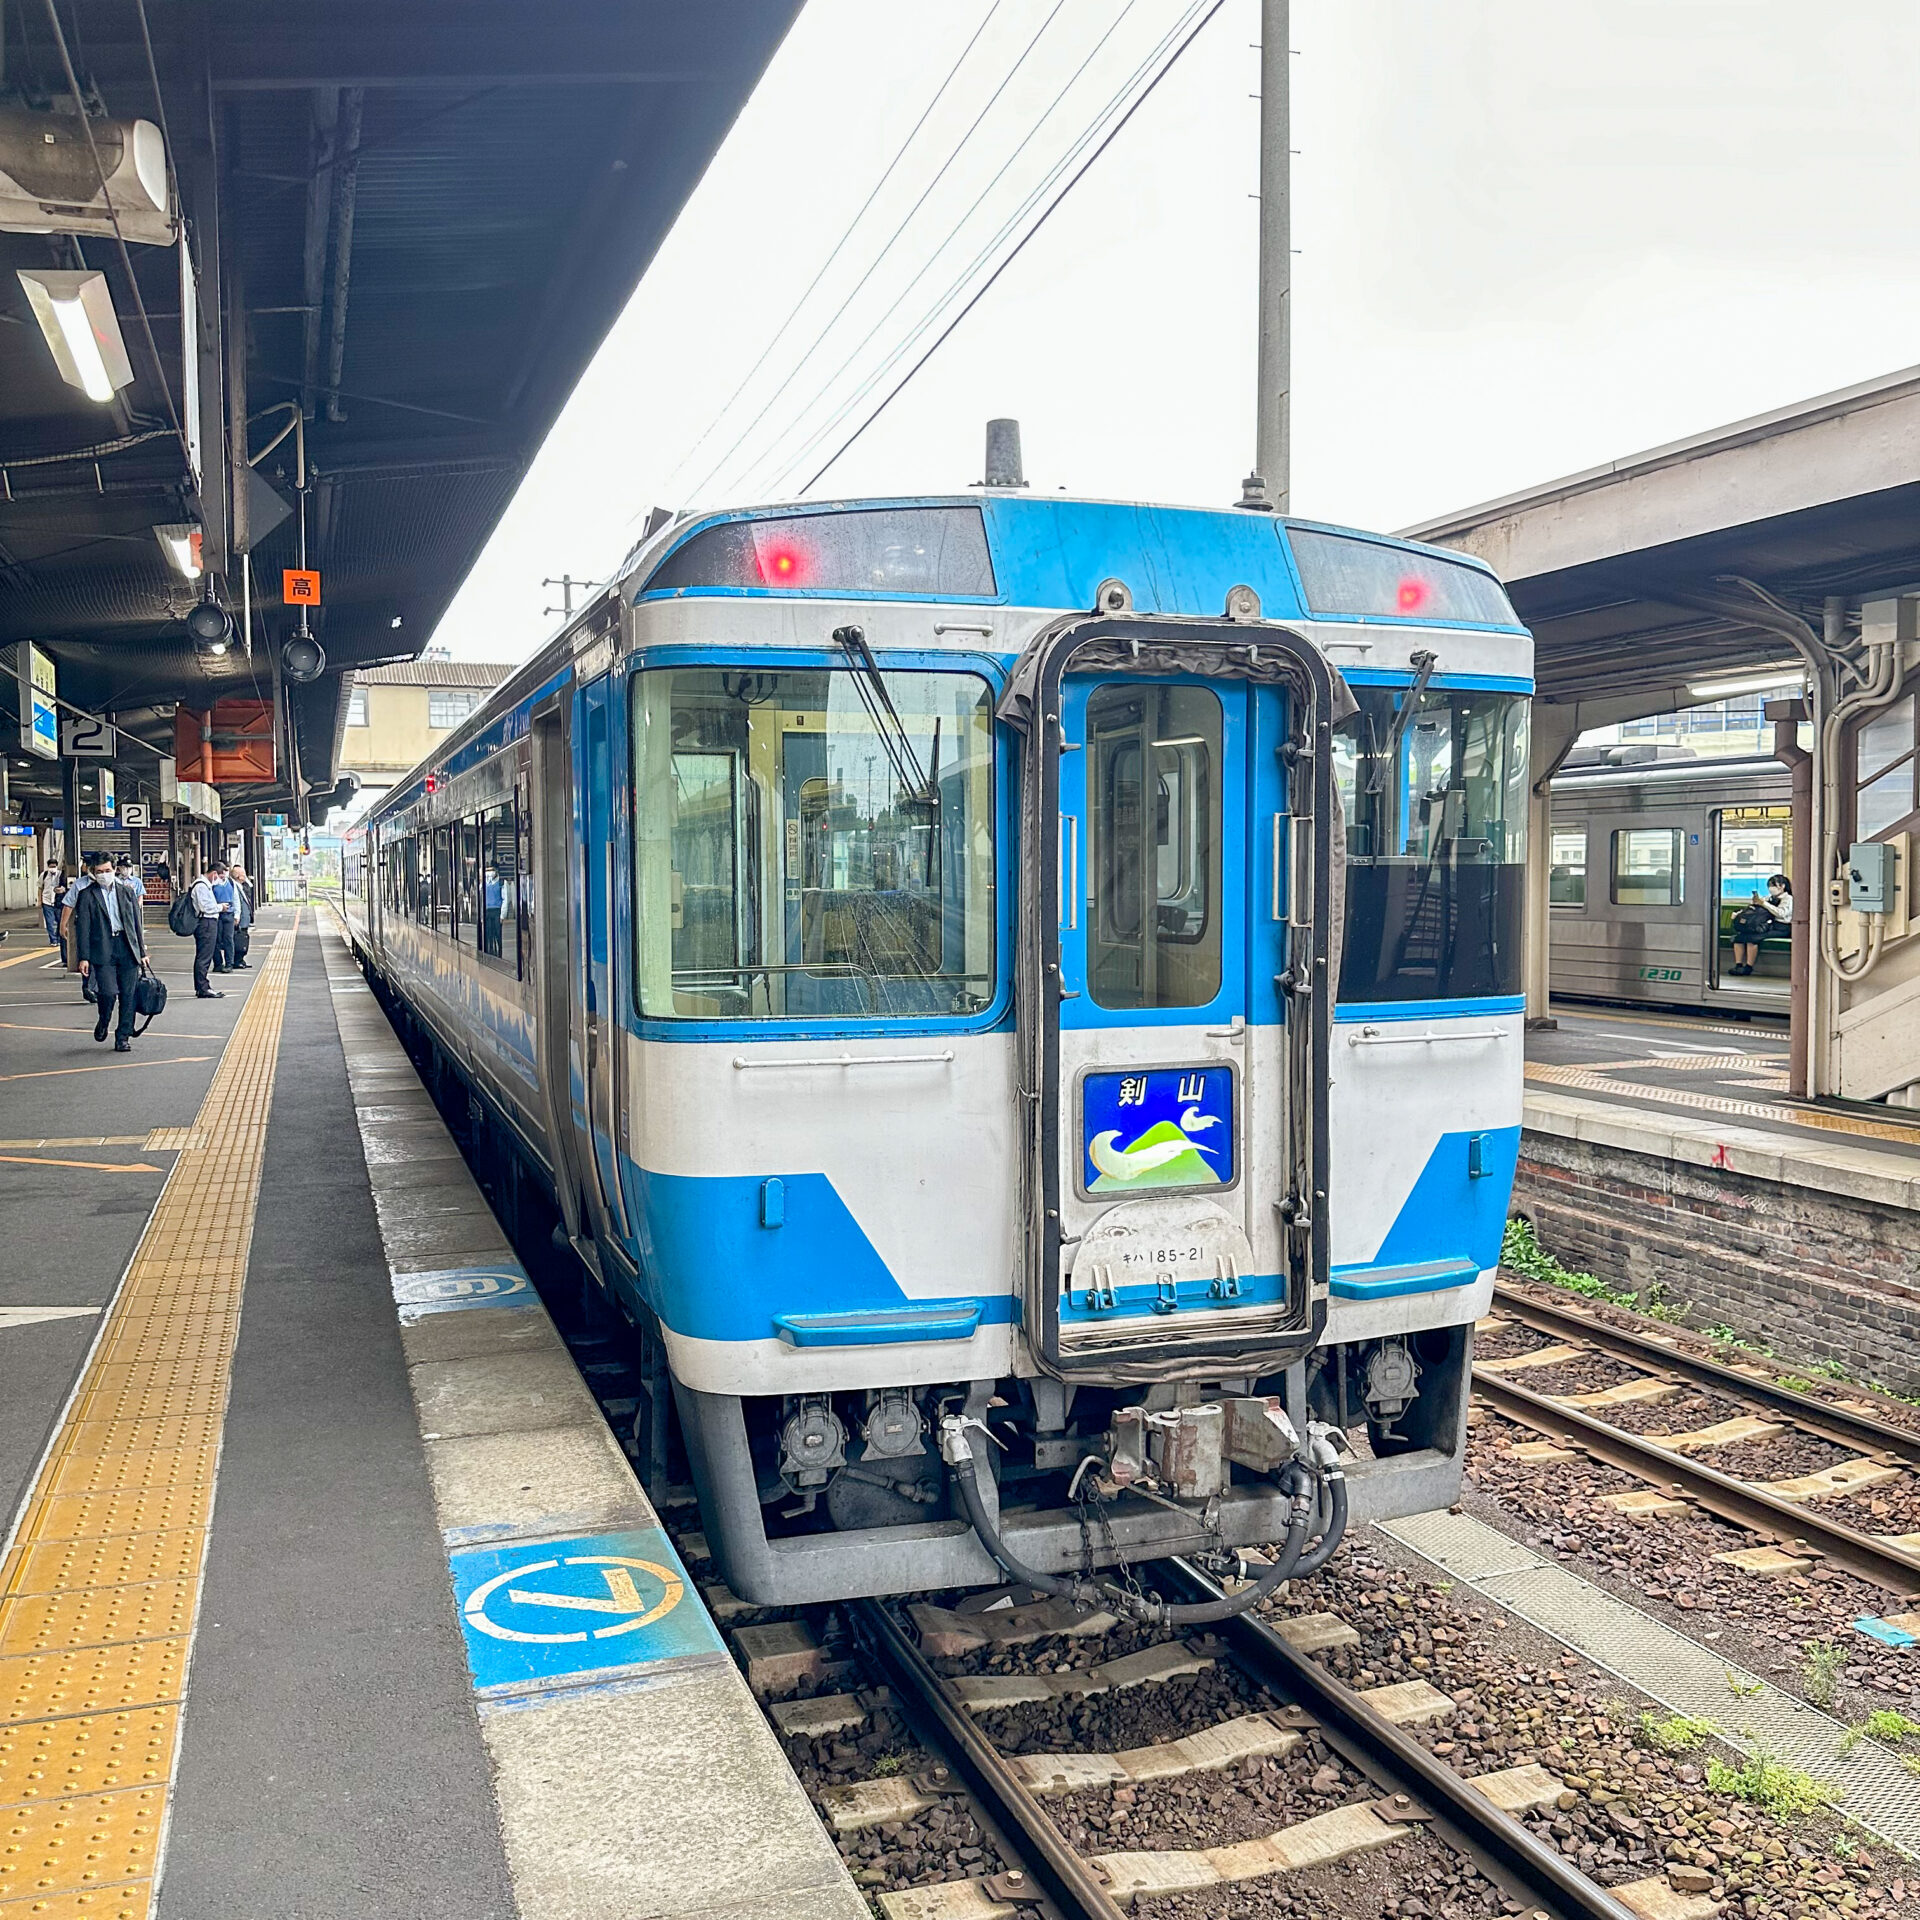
[515,778,533,978]
[411,835,427,923]
[456,818,482,938]
[1610,827,1682,906]
[477,803,516,968]
[1548,827,1586,906]
[431,826,455,934]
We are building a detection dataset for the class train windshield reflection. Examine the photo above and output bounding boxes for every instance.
[1333,686,1529,1002]
[632,666,996,1020]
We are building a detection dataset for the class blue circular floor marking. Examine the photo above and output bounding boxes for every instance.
[391,1263,533,1314]
[448,1525,722,1694]
[463,1552,686,1645]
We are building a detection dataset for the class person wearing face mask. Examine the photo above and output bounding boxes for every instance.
[1729,872,1791,976]
[71,850,150,1051]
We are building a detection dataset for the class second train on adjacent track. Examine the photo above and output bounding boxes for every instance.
[342,492,1532,1608]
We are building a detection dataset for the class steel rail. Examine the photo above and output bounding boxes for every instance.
[1474,1370,1920,1595]
[847,1596,1128,1920]
[1491,1283,1920,1467]
[1160,1560,1636,1920]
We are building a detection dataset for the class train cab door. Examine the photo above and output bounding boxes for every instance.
[1015,620,1337,1379]
[575,675,633,1247]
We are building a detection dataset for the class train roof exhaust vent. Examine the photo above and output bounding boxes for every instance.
[980,418,1027,489]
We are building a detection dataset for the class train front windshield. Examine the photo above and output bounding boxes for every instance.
[632,666,996,1020]
[1333,686,1528,1002]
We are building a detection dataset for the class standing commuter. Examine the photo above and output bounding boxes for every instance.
[59,865,96,1002]
[190,862,227,998]
[210,864,237,973]
[39,860,65,948]
[229,863,255,968]
[72,851,149,1051]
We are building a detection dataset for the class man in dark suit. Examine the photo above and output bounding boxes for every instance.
[72,850,149,1051]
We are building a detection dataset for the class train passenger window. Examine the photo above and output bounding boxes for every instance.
[1085,684,1221,1010]
[630,665,995,1020]
[515,777,533,975]
[410,836,427,923]
[1611,828,1682,906]
[1333,686,1528,1001]
[1549,828,1586,906]
[477,804,517,969]
[456,819,482,937]
[430,826,455,934]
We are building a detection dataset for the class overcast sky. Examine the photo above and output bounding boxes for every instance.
[433,0,1920,662]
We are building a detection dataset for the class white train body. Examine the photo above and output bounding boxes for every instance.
[344,495,1530,1602]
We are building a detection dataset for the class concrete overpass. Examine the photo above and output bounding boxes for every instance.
[1406,365,1920,1104]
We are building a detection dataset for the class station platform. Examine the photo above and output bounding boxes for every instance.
[0,907,862,1920]
[1518,1002,1920,1397]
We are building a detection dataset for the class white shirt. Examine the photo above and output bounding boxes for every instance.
[40,869,63,905]
[190,876,221,917]
[1759,890,1792,923]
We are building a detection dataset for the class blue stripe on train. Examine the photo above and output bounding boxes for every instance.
[618,1122,1520,1344]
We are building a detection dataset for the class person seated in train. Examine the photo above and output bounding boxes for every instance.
[1729,872,1791,974]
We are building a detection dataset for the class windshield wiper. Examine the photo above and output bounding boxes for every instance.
[832,624,932,805]
[1367,648,1439,794]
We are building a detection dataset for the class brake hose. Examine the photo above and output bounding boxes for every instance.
[943,1427,1336,1627]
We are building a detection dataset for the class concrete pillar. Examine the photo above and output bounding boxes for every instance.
[1524,703,1583,1027]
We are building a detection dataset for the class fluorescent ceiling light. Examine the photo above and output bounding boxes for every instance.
[16,267,133,402]
[154,523,202,579]
[1686,666,1806,701]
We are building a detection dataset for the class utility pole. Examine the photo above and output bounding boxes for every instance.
[543,574,582,619]
[1251,0,1290,512]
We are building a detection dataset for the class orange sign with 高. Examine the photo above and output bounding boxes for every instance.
[283,568,321,605]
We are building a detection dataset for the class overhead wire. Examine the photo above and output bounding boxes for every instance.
[779,0,1224,499]
[743,0,1165,502]
[658,0,1010,506]
[679,0,1075,508]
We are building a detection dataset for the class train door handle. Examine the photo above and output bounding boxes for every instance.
[1059,814,1079,930]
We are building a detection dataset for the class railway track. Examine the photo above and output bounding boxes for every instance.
[1474,1286,1920,1597]
[817,1576,1648,1920]
[1489,1283,1920,1467]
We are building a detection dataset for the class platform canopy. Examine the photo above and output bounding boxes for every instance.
[1,0,800,825]
[1403,366,1920,725]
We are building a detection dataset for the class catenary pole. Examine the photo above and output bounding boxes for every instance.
[1254,0,1290,510]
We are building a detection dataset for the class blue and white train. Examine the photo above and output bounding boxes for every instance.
[342,493,1530,1608]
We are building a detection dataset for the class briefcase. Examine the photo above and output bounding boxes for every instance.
[132,971,169,1035]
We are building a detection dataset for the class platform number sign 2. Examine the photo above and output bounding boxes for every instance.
[59,714,116,758]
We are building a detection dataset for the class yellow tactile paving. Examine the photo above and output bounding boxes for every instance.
[12,1490,214,1552]
[41,1452,215,1505]
[51,1421,222,1466]
[0,1707,177,1806]
[0,1881,153,1918]
[0,919,297,1917]
[0,1538,203,1604]
[0,1643,188,1725]
[0,1585,196,1659]
[0,1787,165,1903]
